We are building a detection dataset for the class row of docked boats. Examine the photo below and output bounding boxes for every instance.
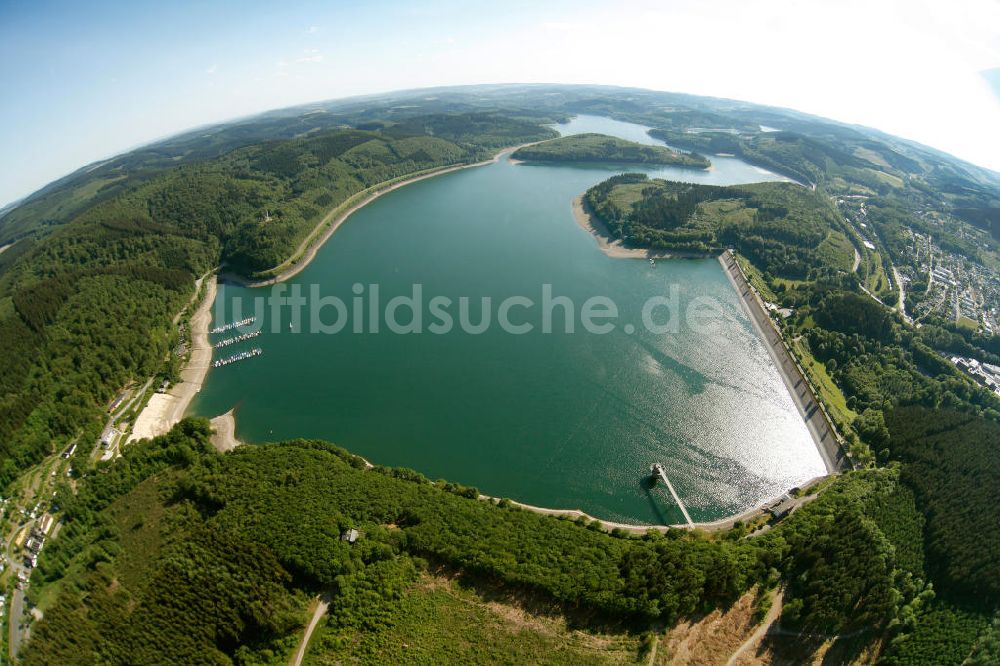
[210,316,255,335]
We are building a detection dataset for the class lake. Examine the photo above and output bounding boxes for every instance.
[191,115,825,525]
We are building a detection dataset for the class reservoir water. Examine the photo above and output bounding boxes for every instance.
[191,115,826,525]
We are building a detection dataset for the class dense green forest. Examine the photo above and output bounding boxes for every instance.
[512,133,709,168]
[22,420,955,664]
[584,173,855,276]
[0,113,556,489]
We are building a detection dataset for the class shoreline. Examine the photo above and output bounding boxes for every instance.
[719,251,849,473]
[570,195,716,260]
[209,409,242,452]
[239,142,540,288]
[215,408,823,534]
[128,275,218,443]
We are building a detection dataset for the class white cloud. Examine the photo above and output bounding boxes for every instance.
[295,49,324,64]
[205,64,218,75]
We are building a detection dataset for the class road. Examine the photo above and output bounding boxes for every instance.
[289,596,329,666]
[726,588,784,666]
[893,267,912,323]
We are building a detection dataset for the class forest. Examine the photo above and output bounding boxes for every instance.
[584,174,854,277]
[3,88,1000,662]
[22,419,947,664]
[0,113,556,490]
[511,133,709,168]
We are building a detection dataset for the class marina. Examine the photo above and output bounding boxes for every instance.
[210,317,256,335]
[213,330,262,349]
[213,347,263,368]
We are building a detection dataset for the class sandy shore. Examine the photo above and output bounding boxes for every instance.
[245,143,538,287]
[570,196,713,260]
[0,242,13,254]
[128,276,217,442]
[209,409,242,452]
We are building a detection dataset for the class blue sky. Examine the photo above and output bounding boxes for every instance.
[2,0,999,207]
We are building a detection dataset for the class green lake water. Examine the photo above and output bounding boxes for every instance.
[191,115,826,525]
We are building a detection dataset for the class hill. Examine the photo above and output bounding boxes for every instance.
[0,113,556,490]
[512,133,709,168]
[3,85,1000,663]
[22,419,955,664]
[584,174,854,275]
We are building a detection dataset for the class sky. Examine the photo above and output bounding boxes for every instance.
[2,0,1000,207]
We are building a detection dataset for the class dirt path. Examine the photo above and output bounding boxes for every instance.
[289,596,329,666]
[726,589,783,666]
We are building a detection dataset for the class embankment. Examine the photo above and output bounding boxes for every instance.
[719,250,849,473]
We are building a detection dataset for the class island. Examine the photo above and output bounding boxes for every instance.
[512,132,710,168]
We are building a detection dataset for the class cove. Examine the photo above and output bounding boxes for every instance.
[191,115,826,525]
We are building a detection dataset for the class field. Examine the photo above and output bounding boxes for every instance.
[791,336,857,432]
[306,571,642,665]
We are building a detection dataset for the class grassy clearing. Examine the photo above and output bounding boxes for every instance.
[696,199,754,227]
[306,572,642,665]
[607,181,656,210]
[734,254,778,302]
[866,168,904,189]
[816,230,856,272]
[863,250,892,295]
[957,315,979,331]
[792,337,856,431]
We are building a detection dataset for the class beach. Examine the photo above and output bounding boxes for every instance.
[128,276,217,442]
[209,409,242,452]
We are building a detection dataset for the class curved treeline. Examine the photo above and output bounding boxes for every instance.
[25,419,937,664]
[0,114,556,488]
[584,173,852,277]
[512,133,710,168]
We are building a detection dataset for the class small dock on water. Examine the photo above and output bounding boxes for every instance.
[650,463,695,528]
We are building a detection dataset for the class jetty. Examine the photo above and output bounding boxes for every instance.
[213,347,263,368]
[210,317,256,335]
[650,463,695,528]
[213,330,261,349]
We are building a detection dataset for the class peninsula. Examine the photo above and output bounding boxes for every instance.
[511,132,710,168]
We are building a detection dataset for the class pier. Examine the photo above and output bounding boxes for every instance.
[210,317,256,335]
[213,330,262,349]
[650,463,695,528]
[213,347,263,368]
